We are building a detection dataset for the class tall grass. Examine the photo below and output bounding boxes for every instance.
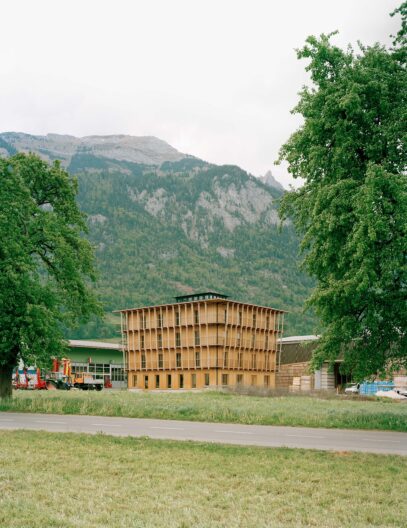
[1,430,406,528]
[1,390,406,431]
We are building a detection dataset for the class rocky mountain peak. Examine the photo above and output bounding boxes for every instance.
[259,170,284,192]
[0,132,186,167]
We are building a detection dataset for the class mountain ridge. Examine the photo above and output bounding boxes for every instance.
[0,132,316,337]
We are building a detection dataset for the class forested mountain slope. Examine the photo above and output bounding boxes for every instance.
[0,133,316,337]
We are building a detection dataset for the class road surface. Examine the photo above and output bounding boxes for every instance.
[0,412,406,455]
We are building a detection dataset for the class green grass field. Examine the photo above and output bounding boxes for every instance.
[1,389,407,431]
[0,430,406,528]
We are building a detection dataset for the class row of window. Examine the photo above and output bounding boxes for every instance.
[136,332,270,349]
[133,373,271,389]
[142,351,202,369]
[138,351,272,370]
[71,363,125,382]
[127,311,274,329]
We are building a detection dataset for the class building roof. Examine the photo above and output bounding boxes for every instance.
[114,297,287,314]
[278,335,320,344]
[68,340,123,350]
[175,291,229,302]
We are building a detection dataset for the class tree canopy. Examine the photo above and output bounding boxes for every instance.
[279,3,407,380]
[0,154,101,397]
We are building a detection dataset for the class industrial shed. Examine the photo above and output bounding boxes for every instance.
[276,336,349,391]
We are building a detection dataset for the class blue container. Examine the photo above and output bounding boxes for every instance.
[359,381,395,395]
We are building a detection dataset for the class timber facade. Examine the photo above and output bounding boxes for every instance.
[118,292,285,390]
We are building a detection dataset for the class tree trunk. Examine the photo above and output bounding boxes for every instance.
[0,364,13,399]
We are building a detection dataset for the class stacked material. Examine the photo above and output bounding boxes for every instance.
[300,375,312,391]
[394,376,407,389]
[290,377,301,392]
[359,381,394,395]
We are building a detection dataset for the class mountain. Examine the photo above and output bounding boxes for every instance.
[0,132,316,337]
[259,170,285,192]
[0,132,185,166]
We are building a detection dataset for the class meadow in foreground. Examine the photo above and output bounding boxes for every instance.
[0,430,406,528]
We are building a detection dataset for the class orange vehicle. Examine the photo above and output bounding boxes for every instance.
[73,371,103,391]
[46,358,103,391]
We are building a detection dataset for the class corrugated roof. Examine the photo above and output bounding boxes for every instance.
[68,340,122,350]
[278,335,320,344]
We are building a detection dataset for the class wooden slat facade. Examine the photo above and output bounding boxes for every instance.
[118,296,285,390]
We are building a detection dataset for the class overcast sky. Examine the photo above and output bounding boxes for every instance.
[0,0,401,188]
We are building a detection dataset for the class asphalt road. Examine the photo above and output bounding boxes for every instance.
[0,412,406,455]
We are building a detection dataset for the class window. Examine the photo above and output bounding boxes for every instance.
[194,309,199,324]
[167,374,172,389]
[155,374,160,389]
[157,312,163,328]
[224,310,227,323]
[265,334,269,350]
[251,333,255,348]
[239,353,243,368]
[264,375,270,387]
[237,374,243,385]
[238,311,242,326]
[175,310,180,326]
[222,374,228,385]
[158,353,163,368]
[144,375,149,389]
[251,375,257,386]
[141,313,146,329]
[111,367,124,382]
[157,332,162,348]
[176,332,181,347]
[176,352,181,368]
[191,373,197,388]
[224,351,228,367]
[195,352,201,367]
[237,332,241,347]
[132,374,137,387]
[195,330,200,346]
[179,374,184,389]
[253,313,256,327]
[265,353,269,370]
[204,373,210,386]
[141,354,146,369]
[252,353,257,369]
[140,334,145,349]
[266,315,270,330]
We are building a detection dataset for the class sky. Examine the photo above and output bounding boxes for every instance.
[0,0,401,188]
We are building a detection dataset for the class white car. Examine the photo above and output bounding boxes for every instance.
[344,383,360,394]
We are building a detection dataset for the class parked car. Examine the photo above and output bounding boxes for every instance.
[344,383,360,394]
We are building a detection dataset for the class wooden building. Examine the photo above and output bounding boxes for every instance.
[276,335,349,391]
[117,292,286,390]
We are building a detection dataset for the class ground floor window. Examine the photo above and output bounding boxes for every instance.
[204,373,210,386]
[132,374,137,387]
[179,374,184,388]
[156,374,160,389]
[237,374,243,385]
[264,375,269,387]
[167,374,172,389]
[191,373,196,388]
[222,374,228,386]
[144,375,149,389]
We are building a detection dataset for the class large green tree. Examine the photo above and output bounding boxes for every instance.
[0,154,101,398]
[279,4,407,380]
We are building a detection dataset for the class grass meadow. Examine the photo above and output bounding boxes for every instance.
[0,430,406,528]
[1,389,407,431]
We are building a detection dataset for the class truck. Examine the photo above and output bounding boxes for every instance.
[46,358,103,391]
